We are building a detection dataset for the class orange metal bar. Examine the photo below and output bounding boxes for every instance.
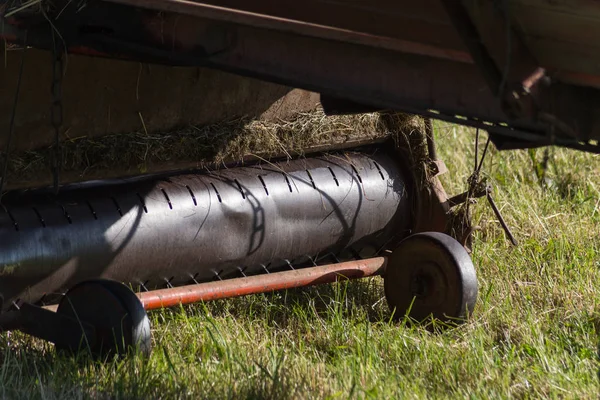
[138,257,387,310]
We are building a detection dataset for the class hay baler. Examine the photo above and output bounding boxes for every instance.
[0,0,598,356]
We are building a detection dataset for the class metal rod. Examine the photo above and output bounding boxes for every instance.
[138,257,387,310]
[448,184,488,208]
[476,137,491,176]
[474,128,479,173]
[424,118,438,161]
[0,37,27,197]
[486,192,518,246]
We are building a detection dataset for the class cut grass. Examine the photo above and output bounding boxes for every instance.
[0,120,599,399]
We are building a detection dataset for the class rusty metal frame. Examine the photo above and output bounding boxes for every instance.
[441,0,600,146]
[137,257,386,310]
[2,0,600,152]
[102,0,475,63]
[0,302,97,347]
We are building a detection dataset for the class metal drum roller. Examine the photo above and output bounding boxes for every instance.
[0,150,412,309]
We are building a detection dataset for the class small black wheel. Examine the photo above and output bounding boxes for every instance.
[56,279,151,358]
[384,232,478,324]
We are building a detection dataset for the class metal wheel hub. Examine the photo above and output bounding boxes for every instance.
[408,262,447,306]
[384,232,478,324]
[55,279,151,358]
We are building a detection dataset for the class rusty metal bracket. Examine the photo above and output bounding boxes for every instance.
[424,118,448,178]
[2,302,98,348]
[440,0,544,120]
[441,1,600,144]
[4,0,600,149]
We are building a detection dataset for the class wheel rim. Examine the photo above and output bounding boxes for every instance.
[56,279,151,358]
[384,232,478,324]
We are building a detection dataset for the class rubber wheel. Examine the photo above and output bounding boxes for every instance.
[384,232,478,324]
[55,279,152,358]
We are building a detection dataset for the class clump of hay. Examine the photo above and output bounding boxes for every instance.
[380,112,430,181]
[4,107,398,190]
[378,112,475,247]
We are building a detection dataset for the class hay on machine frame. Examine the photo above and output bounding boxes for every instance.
[2,108,428,191]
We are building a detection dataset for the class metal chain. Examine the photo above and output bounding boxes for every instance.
[51,44,63,195]
[0,35,27,199]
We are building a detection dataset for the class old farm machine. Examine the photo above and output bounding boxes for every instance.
[0,0,599,356]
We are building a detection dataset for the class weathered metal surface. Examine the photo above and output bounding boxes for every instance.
[89,0,600,144]
[0,45,319,152]
[442,0,600,146]
[10,302,98,348]
[0,151,411,309]
[3,0,600,152]
[138,257,386,310]
[0,2,536,136]
[507,0,600,78]
[104,0,472,63]
[445,1,542,97]
[170,0,465,52]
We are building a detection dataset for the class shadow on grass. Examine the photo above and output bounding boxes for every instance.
[0,277,464,399]
[0,279,384,399]
[159,277,392,327]
[0,341,305,399]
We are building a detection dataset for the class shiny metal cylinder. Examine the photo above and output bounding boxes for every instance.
[0,150,411,307]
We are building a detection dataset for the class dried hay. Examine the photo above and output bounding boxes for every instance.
[1,0,43,18]
[3,108,427,190]
[378,112,474,246]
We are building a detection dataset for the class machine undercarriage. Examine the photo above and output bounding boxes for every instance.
[1,0,595,357]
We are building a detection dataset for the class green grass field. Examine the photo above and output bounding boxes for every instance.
[1,122,599,399]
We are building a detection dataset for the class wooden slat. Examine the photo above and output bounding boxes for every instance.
[0,47,319,151]
[507,1,600,76]
[510,3,600,47]
[518,37,600,76]
[198,0,466,50]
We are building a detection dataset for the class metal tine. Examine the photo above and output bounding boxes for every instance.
[284,259,295,270]
[237,266,247,277]
[189,274,200,285]
[474,128,479,173]
[213,270,223,281]
[475,137,491,177]
[486,188,519,246]
[260,264,270,274]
